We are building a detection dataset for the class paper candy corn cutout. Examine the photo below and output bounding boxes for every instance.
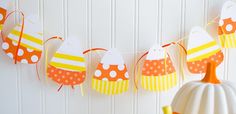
[218,1,236,48]
[47,37,86,89]
[1,15,43,64]
[187,26,224,74]
[141,45,177,91]
[92,48,129,95]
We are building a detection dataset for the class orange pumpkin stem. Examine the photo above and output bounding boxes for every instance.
[201,61,220,84]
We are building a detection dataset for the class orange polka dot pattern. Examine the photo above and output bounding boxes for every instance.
[187,50,223,73]
[218,18,236,35]
[47,65,86,85]
[0,7,6,24]
[93,63,129,81]
[142,57,175,76]
[2,38,42,64]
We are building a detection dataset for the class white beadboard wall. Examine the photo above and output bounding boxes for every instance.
[0,0,236,114]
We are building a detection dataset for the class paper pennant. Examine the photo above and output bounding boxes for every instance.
[141,45,177,91]
[92,48,129,95]
[218,1,236,48]
[1,15,43,64]
[47,37,86,87]
[187,26,224,74]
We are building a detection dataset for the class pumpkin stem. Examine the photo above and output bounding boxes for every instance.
[201,61,220,84]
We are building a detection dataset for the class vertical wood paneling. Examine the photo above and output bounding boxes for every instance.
[114,0,135,114]
[159,1,182,114]
[43,0,65,114]
[90,0,111,114]
[67,0,89,114]
[228,49,236,85]
[230,1,236,86]
[63,1,69,114]
[137,0,159,114]
[0,50,18,114]
[133,0,139,114]
[183,0,206,83]
[0,1,235,114]
[0,0,18,114]
[227,0,236,84]
[18,1,42,114]
[87,0,92,114]
[208,0,227,80]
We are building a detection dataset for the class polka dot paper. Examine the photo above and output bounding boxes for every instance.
[187,26,224,74]
[47,37,86,87]
[0,1,8,30]
[1,15,43,64]
[92,48,129,95]
[218,1,236,48]
[141,45,177,91]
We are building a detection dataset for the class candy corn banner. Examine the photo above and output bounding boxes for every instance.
[141,45,177,91]
[0,0,235,96]
[47,37,86,88]
[218,1,236,48]
[187,26,224,74]
[92,48,129,95]
[1,15,43,64]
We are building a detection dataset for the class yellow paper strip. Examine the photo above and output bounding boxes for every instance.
[187,41,217,54]
[11,29,43,45]
[188,49,220,62]
[50,62,86,72]
[54,53,85,62]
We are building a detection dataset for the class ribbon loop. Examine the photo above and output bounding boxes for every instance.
[83,48,108,55]
[43,36,64,45]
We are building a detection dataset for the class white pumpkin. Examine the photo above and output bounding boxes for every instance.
[171,62,236,114]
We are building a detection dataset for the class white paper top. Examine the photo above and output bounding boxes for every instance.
[220,1,236,21]
[57,36,84,57]
[188,26,214,50]
[101,48,124,65]
[146,44,168,60]
[24,15,42,34]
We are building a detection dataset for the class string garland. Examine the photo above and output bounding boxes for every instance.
[0,8,223,94]
[132,14,220,91]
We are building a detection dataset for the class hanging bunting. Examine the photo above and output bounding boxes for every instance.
[187,26,224,74]
[218,1,236,48]
[47,37,86,91]
[1,14,43,64]
[140,45,177,91]
[91,48,129,95]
